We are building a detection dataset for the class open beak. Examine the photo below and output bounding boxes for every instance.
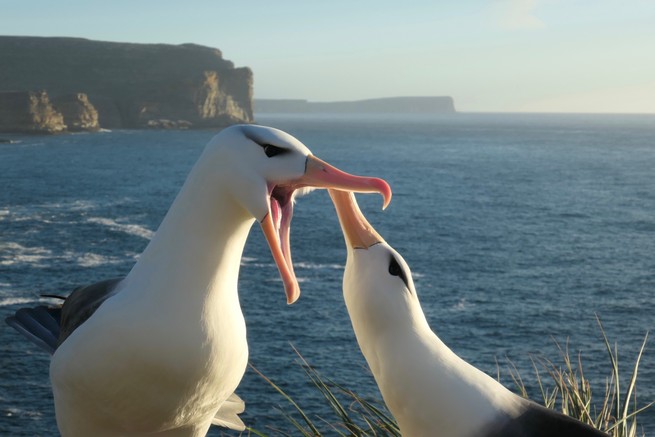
[328,189,385,250]
[261,155,392,304]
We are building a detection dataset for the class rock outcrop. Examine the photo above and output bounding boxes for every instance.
[52,93,100,132]
[0,91,67,134]
[0,36,253,130]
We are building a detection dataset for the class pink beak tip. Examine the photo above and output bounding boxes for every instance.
[286,284,301,305]
[377,179,393,210]
[287,294,300,305]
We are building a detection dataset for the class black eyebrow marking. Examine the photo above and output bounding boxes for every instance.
[240,126,290,157]
[388,255,410,289]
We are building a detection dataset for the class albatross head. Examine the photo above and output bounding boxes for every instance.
[208,125,392,305]
[329,190,423,337]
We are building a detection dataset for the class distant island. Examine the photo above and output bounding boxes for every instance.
[254,97,456,114]
[0,36,253,134]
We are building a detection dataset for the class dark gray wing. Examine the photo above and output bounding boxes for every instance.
[57,277,124,346]
[484,401,609,437]
[5,277,124,354]
[6,305,62,354]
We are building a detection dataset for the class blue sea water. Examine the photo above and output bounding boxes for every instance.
[1,113,654,436]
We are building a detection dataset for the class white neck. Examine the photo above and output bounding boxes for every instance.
[124,148,255,314]
[353,310,523,437]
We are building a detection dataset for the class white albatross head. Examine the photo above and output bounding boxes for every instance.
[206,125,392,305]
[328,190,427,337]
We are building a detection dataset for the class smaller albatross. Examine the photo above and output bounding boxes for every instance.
[5,125,391,437]
[328,190,608,437]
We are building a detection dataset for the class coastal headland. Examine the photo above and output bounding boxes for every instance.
[0,36,253,133]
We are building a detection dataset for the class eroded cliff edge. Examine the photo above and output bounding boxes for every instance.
[0,91,67,134]
[0,36,253,131]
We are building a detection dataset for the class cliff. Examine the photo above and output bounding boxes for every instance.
[0,91,66,134]
[0,36,253,131]
[255,96,456,114]
[52,93,100,132]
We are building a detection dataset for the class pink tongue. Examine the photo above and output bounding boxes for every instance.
[270,197,282,231]
[279,200,296,280]
[270,196,297,285]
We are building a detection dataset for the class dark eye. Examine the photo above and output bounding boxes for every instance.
[389,258,402,276]
[388,256,409,288]
[263,144,288,158]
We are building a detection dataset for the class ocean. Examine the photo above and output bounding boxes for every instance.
[1,113,654,436]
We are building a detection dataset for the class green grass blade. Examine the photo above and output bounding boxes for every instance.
[621,332,649,423]
[248,363,321,436]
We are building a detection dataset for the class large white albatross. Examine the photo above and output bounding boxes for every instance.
[5,125,391,437]
[328,190,608,437]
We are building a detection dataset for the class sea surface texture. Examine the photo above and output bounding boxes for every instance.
[1,113,653,435]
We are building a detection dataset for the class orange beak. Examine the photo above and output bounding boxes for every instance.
[260,155,391,304]
[328,189,385,250]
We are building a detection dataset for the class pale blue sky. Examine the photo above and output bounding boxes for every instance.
[2,0,654,113]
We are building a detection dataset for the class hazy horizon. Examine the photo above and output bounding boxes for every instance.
[2,0,654,114]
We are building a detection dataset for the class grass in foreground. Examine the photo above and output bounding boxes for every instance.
[249,346,399,437]
[248,318,651,436]
[503,316,651,437]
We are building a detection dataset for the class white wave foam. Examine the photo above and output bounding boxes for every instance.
[0,201,93,224]
[0,297,45,307]
[294,262,344,270]
[33,199,100,212]
[268,277,309,283]
[0,242,137,268]
[87,217,155,240]
[75,252,127,268]
[0,208,33,223]
[69,200,101,211]
[1,199,149,229]
[2,406,43,417]
[0,242,52,266]
[240,261,344,270]
[243,262,275,268]
[453,298,469,311]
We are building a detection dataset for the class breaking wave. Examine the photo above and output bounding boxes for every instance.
[86,217,155,240]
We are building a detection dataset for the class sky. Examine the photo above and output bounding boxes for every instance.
[2,0,654,113]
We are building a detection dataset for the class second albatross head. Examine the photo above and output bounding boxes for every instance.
[328,189,427,340]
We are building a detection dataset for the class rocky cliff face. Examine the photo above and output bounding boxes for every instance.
[0,36,253,130]
[0,91,66,134]
[52,93,100,132]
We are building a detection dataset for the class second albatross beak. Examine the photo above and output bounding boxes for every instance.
[328,189,385,251]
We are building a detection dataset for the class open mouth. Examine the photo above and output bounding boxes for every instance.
[260,155,392,305]
[269,185,297,284]
[258,183,301,305]
[270,185,295,231]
